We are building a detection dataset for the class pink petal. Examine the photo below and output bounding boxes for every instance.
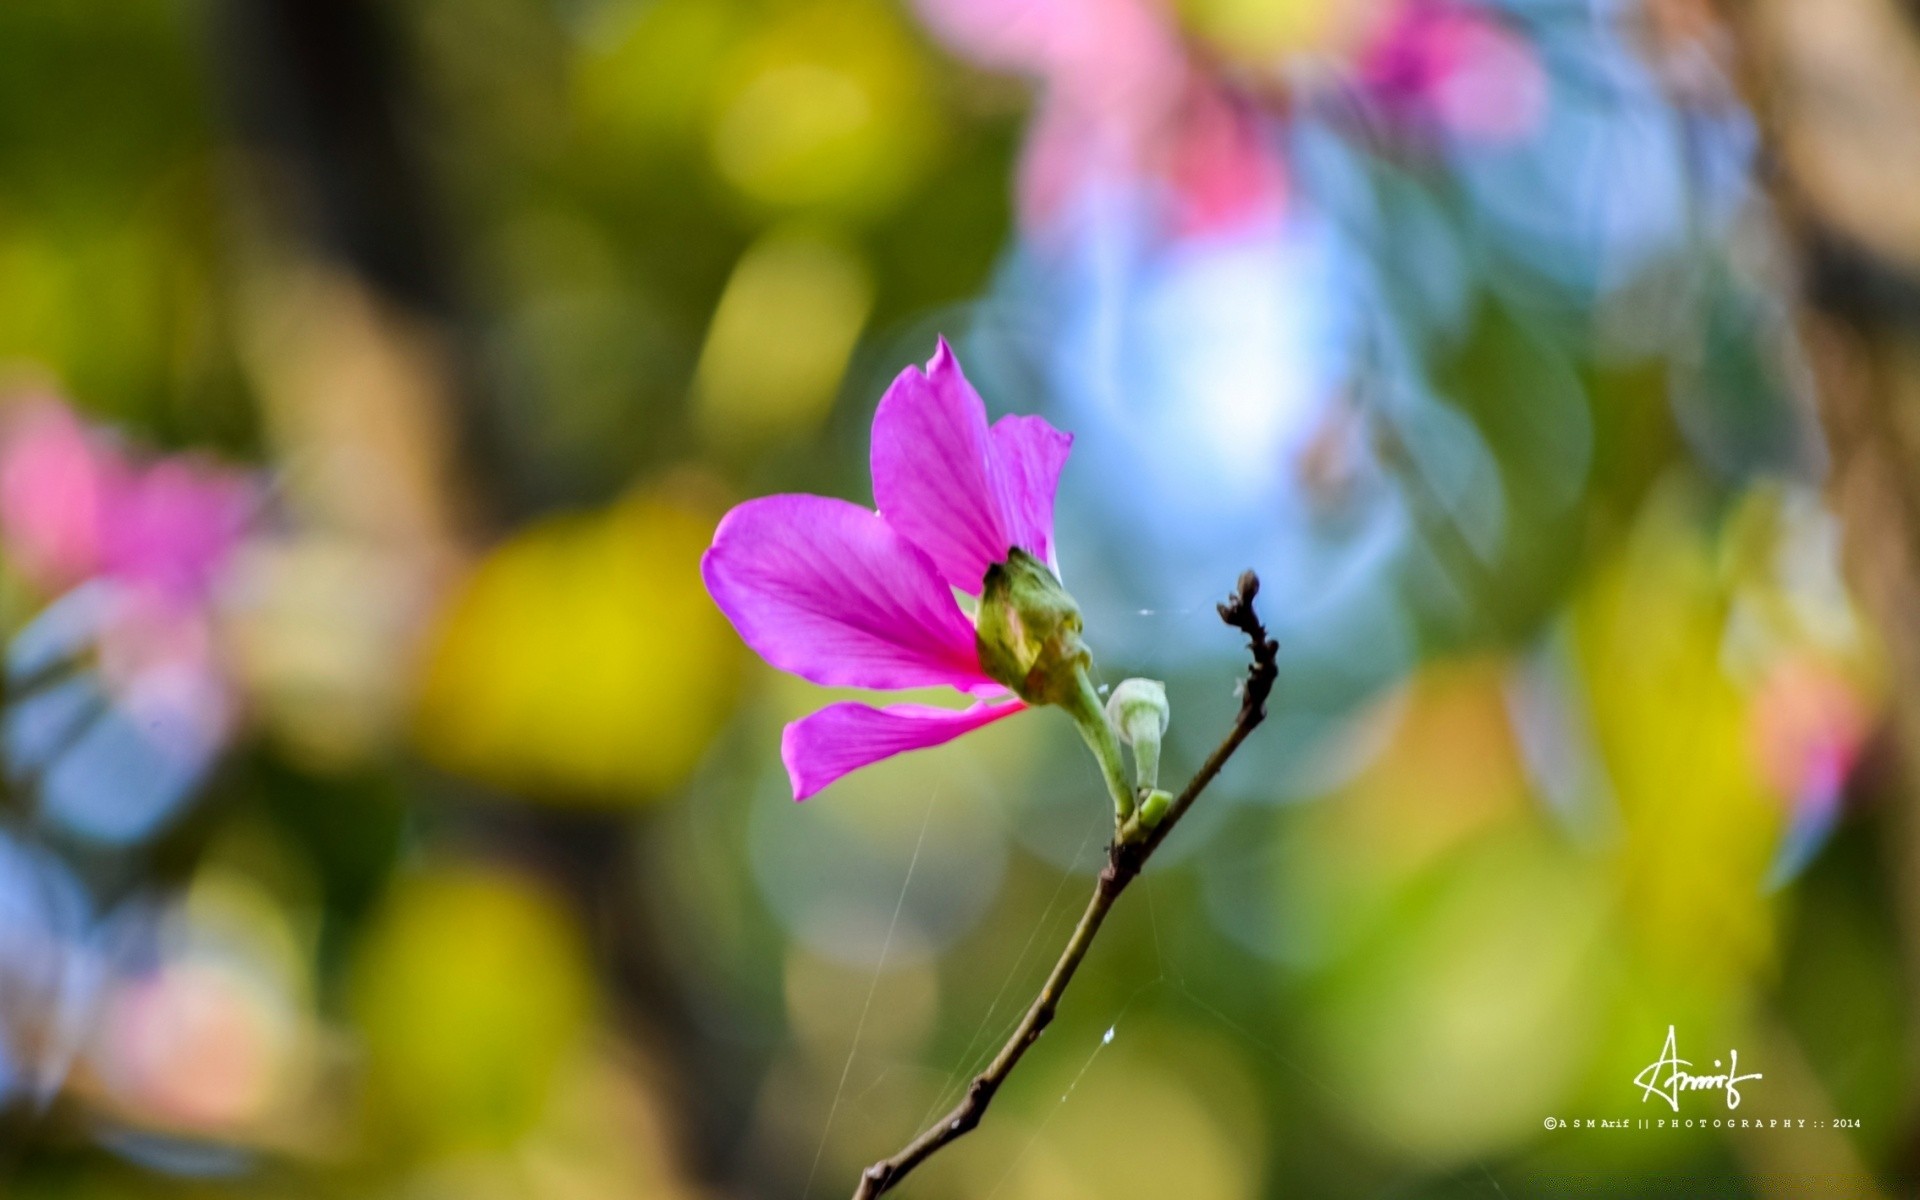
[1165,83,1288,236]
[100,459,253,605]
[782,699,1026,800]
[871,339,1010,593]
[1425,19,1547,144]
[702,494,995,694]
[0,400,118,589]
[910,0,1066,74]
[872,339,1073,592]
[988,414,1073,575]
[911,0,1180,96]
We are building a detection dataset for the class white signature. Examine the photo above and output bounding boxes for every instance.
[1633,1025,1763,1111]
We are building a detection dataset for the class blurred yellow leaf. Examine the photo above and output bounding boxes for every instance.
[414,484,741,803]
[1573,479,1781,987]
[1308,828,1609,1164]
[1270,657,1531,968]
[351,865,594,1150]
[574,0,747,153]
[1178,0,1374,59]
[694,226,872,451]
[707,0,941,213]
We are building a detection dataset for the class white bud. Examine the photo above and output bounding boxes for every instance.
[1105,678,1169,792]
[1106,678,1168,745]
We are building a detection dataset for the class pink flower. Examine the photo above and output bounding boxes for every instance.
[702,340,1074,800]
[1750,655,1870,808]
[1357,2,1548,144]
[0,400,116,589]
[913,0,1285,238]
[0,398,253,610]
[99,458,253,610]
[0,398,255,830]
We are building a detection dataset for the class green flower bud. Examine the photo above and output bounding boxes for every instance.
[975,550,1133,823]
[1105,677,1169,792]
[975,548,1090,707]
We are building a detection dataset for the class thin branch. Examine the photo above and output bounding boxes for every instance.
[851,571,1280,1198]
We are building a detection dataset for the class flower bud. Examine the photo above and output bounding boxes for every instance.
[1105,677,1169,792]
[975,549,1090,707]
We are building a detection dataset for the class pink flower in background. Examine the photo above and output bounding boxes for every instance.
[0,398,253,611]
[913,0,1546,243]
[1357,1,1548,143]
[702,340,1072,800]
[100,459,253,610]
[0,395,254,708]
[0,396,257,844]
[1751,654,1873,882]
[1751,656,1870,805]
[914,0,1285,237]
[0,400,115,590]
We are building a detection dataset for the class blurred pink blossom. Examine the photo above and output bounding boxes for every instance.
[914,0,1285,236]
[0,397,256,840]
[913,0,1546,243]
[0,397,253,611]
[1750,655,1871,821]
[1357,1,1549,143]
[101,460,253,609]
[0,400,116,590]
[95,959,286,1133]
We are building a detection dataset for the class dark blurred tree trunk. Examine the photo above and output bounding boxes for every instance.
[209,0,514,524]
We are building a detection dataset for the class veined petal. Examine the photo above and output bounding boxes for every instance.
[988,414,1072,576]
[871,339,1012,593]
[781,699,1026,800]
[702,494,992,693]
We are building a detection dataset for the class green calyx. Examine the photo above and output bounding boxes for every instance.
[975,550,1133,823]
[975,549,1090,706]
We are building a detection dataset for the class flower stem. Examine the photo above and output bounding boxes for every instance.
[1061,665,1134,823]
